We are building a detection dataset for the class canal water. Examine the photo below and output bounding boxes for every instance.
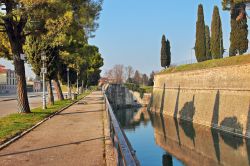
[114,107,250,166]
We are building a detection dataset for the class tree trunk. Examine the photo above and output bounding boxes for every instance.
[14,58,31,113]
[3,9,30,113]
[3,2,30,113]
[47,79,54,105]
[53,77,64,101]
[11,36,30,113]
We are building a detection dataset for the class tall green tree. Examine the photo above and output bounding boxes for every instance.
[25,36,60,105]
[24,10,73,104]
[166,39,171,67]
[195,4,207,62]
[211,6,224,59]
[0,0,102,112]
[148,71,155,86]
[0,1,60,113]
[205,25,212,60]
[161,35,171,68]
[229,3,248,56]
[222,0,250,10]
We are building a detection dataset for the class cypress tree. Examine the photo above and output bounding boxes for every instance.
[211,6,224,59]
[229,3,248,56]
[195,4,206,62]
[161,35,168,68]
[205,25,212,60]
[166,39,171,67]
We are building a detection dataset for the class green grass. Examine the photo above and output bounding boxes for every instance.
[140,86,153,93]
[61,85,77,93]
[157,54,250,75]
[0,90,91,144]
[61,85,98,93]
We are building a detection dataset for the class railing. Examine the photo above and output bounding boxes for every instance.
[104,93,139,166]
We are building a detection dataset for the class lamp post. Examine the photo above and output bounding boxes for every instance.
[77,72,79,94]
[67,68,71,99]
[41,52,47,110]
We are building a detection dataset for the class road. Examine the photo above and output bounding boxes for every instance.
[0,93,58,118]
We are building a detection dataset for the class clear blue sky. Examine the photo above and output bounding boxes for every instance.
[89,0,248,75]
[1,0,249,77]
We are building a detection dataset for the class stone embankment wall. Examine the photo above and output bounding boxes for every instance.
[130,91,151,107]
[152,64,250,137]
[105,84,152,109]
[105,84,137,109]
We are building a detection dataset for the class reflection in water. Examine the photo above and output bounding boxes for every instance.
[115,107,250,166]
[162,153,173,166]
[151,113,250,166]
[179,95,196,146]
[115,107,184,166]
[115,107,150,130]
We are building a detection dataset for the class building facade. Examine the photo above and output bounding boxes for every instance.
[0,65,17,94]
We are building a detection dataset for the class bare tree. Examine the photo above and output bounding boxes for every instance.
[104,70,114,79]
[113,65,125,84]
[124,65,134,81]
[104,64,125,84]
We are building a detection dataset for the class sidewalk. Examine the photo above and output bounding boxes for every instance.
[0,91,106,166]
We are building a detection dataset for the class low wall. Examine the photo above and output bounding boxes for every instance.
[152,64,250,137]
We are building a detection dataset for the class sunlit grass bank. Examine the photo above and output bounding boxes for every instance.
[0,91,91,144]
[141,86,153,93]
[157,54,250,75]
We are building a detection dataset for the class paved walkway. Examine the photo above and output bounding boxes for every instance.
[0,91,105,166]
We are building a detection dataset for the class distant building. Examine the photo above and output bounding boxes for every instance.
[0,65,17,94]
[27,77,42,92]
[98,77,116,86]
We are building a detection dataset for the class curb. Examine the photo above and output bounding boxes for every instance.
[0,93,90,151]
[0,95,41,102]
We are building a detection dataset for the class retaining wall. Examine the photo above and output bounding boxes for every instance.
[105,84,137,109]
[152,64,250,137]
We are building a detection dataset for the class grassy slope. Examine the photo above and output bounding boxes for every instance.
[157,54,250,75]
[141,86,153,93]
[0,91,91,144]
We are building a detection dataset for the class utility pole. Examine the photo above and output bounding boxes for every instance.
[41,52,47,110]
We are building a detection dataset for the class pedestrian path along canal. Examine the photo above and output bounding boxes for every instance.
[114,107,250,166]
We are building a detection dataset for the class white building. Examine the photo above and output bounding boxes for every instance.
[0,65,17,94]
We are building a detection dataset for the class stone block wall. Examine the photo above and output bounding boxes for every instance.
[130,91,151,106]
[152,64,250,137]
[105,84,136,109]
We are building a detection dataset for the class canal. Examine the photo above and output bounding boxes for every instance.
[114,107,250,166]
